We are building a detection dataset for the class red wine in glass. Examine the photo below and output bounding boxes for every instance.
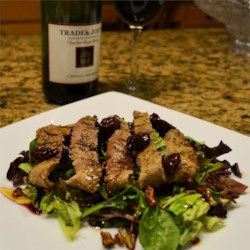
[114,0,165,26]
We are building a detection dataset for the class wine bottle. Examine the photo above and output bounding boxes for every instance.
[41,0,102,105]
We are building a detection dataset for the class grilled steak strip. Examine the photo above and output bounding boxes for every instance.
[28,125,72,188]
[163,129,199,183]
[66,116,102,193]
[133,111,167,189]
[35,124,72,158]
[104,117,134,194]
[28,157,59,189]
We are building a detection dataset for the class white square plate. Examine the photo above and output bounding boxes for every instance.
[0,91,249,250]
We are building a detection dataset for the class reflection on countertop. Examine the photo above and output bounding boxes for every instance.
[0,29,249,135]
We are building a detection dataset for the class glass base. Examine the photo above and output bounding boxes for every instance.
[126,79,137,95]
[229,39,250,57]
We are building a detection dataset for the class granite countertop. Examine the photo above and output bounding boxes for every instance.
[0,29,250,136]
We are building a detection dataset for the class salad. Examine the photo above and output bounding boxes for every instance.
[0,111,248,250]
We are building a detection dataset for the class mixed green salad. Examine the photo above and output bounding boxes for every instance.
[0,112,248,250]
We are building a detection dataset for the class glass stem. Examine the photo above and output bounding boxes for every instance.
[128,25,143,93]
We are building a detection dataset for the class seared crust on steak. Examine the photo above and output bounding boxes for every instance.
[133,111,167,189]
[66,116,102,193]
[163,129,199,183]
[28,157,59,189]
[104,117,134,194]
[36,124,72,157]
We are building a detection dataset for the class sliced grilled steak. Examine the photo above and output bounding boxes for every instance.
[66,116,102,193]
[35,124,72,158]
[133,111,167,189]
[104,117,134,194]
[28,157,59,189]
[163,129,199,183]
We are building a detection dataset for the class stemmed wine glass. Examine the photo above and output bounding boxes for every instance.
[113,0,166,94]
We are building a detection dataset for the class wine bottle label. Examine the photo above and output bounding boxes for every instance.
[48,23,101,84]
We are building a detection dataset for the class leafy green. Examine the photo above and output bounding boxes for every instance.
[40,192,55,214]
[195,151,223,184]
[153,130,166,155]
[22,184,39,208]
[183,198,210,223]
[179,220,203,246]
[168,193,202,216]
[81,185,146,219]
[99,145,107,161]
[178,211,224,246]
[22,183,82,239]
[199,215,224,232]
[139,206,180,250]
[29,138,37,154]
[159,190,199,208]
[185,136,204,145]
[53,196,82,239]
[18,163,32,174]
[49,168,75,181]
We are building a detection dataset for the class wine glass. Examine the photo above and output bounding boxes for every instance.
[113,0,166,94]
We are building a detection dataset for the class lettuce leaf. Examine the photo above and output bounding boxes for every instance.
[22,184,39,208]
[159,191,194,209]
[23,183,82,239]
[183,198,210,223]
[199,215,224,231]
[179,220,203,246]
[18,163,32,174]
[168,193,202,216]
[40,192,55,214]
[53,196,82,239]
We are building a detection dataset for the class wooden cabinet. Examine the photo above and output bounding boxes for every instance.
[0,0,41,34]
[0,0,223,35]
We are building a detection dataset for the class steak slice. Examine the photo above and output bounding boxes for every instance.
[35,124,72,158]
[133,111,167,189]
[28,157,59,189]
[104,117,134,194]
[163,129,199,183]
[66,116,102,193]
[28,125,72,188]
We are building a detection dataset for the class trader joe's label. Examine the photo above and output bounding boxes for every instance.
[48,23,101,84]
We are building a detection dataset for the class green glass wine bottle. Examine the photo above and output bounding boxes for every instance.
[41,0,102,104]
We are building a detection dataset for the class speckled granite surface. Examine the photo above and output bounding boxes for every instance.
[1,29,250,135]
